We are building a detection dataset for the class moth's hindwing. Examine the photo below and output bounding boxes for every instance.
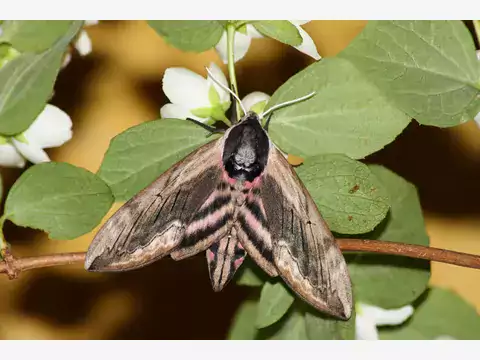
[206,227,246,292]
[235,189,278,277]
[170,181,235,260]
[258,147,353,320]
[84,139,226,272]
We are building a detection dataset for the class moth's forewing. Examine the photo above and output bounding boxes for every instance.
[258,148,353,320]
[85,139,227,272]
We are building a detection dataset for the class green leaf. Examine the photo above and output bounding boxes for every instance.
[347,165,430,308]
[267,57,411,159]
[236,260,267,287]
[259,306,308,340]
[147,21,224,52]
[305,307,356,340]
[208,85,220,106]
[296,154,390,234]
[228,299,259,340]
[0,21,82,136]
[380,287,480,339]
[0,20,74,53]
[253,21,302,46]
[97,119,215,201]
[256,281,295,328]
[4,162,114,240]
[340,20,480,127]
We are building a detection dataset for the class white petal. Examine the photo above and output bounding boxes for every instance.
[0,143,26,168]
[475,112,480,127]
[74,30,92,56]
[84,20,99,27]
[23,104,72,149]
[355,313,379,340]
[215,30,251,64]
[246,24,263,38]
[359,303,414,327]
[290,20,311,26]
[160,103,206,122]
[241,91,271,112]
[12,139,50,164]
[61,52,72,69]
[293,24,321,60]
[206,62,230,103]
[162,67,210,109]
[476,50,480,61]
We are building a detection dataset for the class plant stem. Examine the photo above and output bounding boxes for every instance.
[226,23,241,120]
[2,239,480,278]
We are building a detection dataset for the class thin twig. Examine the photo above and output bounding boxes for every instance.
[1,239,480,279]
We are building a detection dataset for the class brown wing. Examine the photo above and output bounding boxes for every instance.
[85,138,229,272]
[258,147,353,320]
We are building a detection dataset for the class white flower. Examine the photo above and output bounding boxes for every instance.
[0,104,72,168]
[160,62,231,123]
[355,302,414,340]
[62,21,99,68]
[241,91,270,114]
[215,21,321,64]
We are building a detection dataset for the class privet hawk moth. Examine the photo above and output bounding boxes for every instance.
[85,96,353,321]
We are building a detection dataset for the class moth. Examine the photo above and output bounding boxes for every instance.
[85,71,353,320]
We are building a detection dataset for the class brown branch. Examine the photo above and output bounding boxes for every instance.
[1,239,480,279]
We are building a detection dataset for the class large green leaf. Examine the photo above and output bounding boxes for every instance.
[253,21,302,46]
[305,307,356,340]
[236,259,267,287]
[347,165,430,308]
[267,57,411,159]
[147,21,224,52]
[4,162,114,240]
[0,21,82,136]
[341,20,480,127]
[256,281,295,329]
[296,154,390,234]
[0,20,74,53]
[97,119,215,201]
[380,287,480,339]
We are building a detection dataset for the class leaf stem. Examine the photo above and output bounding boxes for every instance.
[226,23,241,120]
[473,20,480,47]
[2,239,480,278]
[0,215,8,257]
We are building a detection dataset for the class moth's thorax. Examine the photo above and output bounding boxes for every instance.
[222,112,270,182]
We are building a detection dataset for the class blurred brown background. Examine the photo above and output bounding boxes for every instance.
[0,20,479,339]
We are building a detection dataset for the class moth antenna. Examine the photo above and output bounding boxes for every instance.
[186,118,225,136]
[205,66,247,118]
[260,91,316,119]
[264,112,274,132]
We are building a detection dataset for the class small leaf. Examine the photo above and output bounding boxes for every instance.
[253,21,302,46]
[296,154,390,234]
[4,162,114,240]
[258,306,308,340]
[97,119,215,201]
[0,20,74,53]
[0,21,82,136]
[340,20,480,127]
[305,307,356,340]
[228,299,259,340]
[380,287,480,339]
[208,85,220,105]
[267,57,411,159]
[347,165,430,308]
[236,260,267,287]
[147,21,224,52]
[256,281,295,329]
[190,107,212,118]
